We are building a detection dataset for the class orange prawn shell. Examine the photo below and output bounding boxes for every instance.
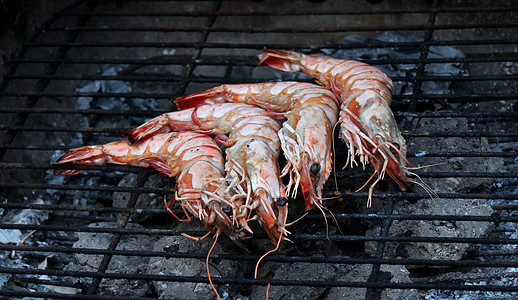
[174,81,340,211]
[258,50,411,196]
[54,132,245,243]
[123,102,287,244]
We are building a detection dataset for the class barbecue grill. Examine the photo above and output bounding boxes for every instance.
[1,0,517,299]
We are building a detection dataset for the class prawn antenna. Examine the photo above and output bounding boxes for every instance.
[285,212,308,227]
[207,232,221,300]
[332,120,340,194]
[319,194,342,201]
[405,161,446,170]
[374,141,415,168]
[265,282,271,300]
[315,203,330,239]
[407,171,439,201]
[320,204,344,236]
[254,210,287,279]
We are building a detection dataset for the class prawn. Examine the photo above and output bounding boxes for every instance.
[257,49,412,206]
[53,132,247,245]
[174,82,340,211]
[123,103,288,244]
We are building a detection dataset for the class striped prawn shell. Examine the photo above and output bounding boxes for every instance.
[124,103,287,244]
[173,82,340,211]
[54,131,245,244]
[257,50,411,205]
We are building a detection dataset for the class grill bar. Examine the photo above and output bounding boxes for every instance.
[2,186,517,216]
[8,150,516,158]
[18,39,518,49]
[367,197,395,299]
[2,93,517,104]
[10,56,518,66]
[2,267,518,292]
[3,107,517,119]
[4,124,518,139]
[0,106,512,118]
[43,23,518,33]
[368,2,436,296]
[5,73,516,84]
[1,201,516,223]
[5,244,518,268]
[8,164,518,179]
[55,6,518,17]
[2,182,518,200]
[3,222,518,244]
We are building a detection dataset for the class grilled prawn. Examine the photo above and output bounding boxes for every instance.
[53,132,247,244]
[258,49,410,206]
[123,103,288,244]
[174,82,340,211]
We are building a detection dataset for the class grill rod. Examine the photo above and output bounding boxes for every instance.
[3,245,518,268]
[2,267,518,292]
[55,6,518,17]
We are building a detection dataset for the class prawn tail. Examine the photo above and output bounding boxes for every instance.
[122,115,170,145]
[257,49,303,73]
[174,86,226,110]
[53,145,106,175]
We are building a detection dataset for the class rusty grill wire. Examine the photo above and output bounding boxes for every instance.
[0,0,518,299]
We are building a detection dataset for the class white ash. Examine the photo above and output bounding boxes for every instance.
[74,64,171,145]
[0,197,49,245]
[64,222,159,297]
[365,198,494,261]
[326,264,419,300]
[423,228,518,299]
[0,254,32,294]
[148,224,239,300]
[76,67,131,110]
[0,197,51,290]
[408,117,505,193]
[325,264,371,300]
[327,31,468,95]
[251,258,340,300]
[37,254,81,294]
[112,173,171,224]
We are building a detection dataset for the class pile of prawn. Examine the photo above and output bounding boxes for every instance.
[53,50,429,299]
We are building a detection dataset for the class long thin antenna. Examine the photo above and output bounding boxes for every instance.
[207,233,221,300]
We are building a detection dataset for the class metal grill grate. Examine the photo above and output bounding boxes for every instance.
[1,0,517,299]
